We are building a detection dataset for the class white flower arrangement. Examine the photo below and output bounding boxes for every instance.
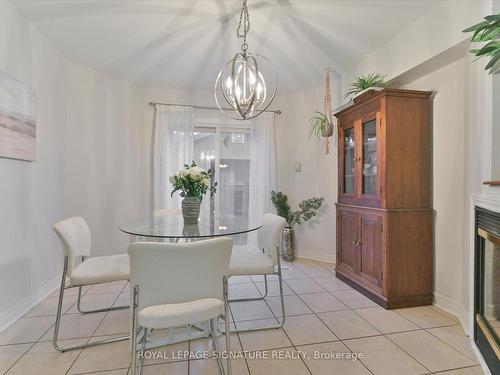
[170,161,217,201]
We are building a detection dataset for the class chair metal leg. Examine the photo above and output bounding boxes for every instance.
[77,285,129,314]
[227,274,268,303]
[53,257,129,352]
[223,276,232,375]
[131,285,139,375]
[223,247,286,333]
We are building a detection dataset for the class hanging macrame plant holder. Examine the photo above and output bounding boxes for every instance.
[322,69,335,154]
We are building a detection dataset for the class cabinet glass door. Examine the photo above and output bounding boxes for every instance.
[362,119,377,195]
[344,128,355,194]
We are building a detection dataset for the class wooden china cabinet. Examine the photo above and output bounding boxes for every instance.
[334,89,434,309]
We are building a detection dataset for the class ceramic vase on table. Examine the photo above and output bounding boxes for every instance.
[281,227,296,262]
[182,197,201,224]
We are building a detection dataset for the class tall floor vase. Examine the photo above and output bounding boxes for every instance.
[281,227,296,262]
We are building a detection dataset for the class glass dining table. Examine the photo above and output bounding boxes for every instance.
[119,210,261,242]
[119,210,261,348]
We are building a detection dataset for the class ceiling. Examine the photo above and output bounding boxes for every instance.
[13,0,439,93]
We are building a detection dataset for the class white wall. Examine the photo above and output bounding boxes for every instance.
[274,84,339,262]
[402,57,467,313]
[0,1,67,329]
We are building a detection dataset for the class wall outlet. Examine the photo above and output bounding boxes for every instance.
[295,163,302,172]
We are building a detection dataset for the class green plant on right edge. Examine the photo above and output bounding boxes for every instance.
[271,190,324,228]
[463,13,500,74]
[344,73,387,100]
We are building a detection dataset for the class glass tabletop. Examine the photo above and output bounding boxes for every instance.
[119,211,261,239]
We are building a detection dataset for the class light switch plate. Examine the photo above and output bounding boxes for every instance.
[295,163,302,172]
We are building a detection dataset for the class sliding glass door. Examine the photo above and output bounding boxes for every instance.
[193,126,251,244]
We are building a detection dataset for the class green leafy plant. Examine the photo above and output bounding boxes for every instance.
[170,161,217,201]
[271,190,324,228]
[463,13,500,74]
[309,111,334,139]
[344,73,387,100]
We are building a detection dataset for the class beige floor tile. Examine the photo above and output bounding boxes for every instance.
[238,327,292,351]
[230,300,274,321]
[24,295,77,317]
[112,292,130,308]
[42,312,106,341]
[94,309,129,336]
[67,293,121,314]
[85,281,127,295]
[343,335,429,375]
[140,360,187,374]
[250,274,278,282]
[229,283,261,299]
[189,358,248,375]
[395,306,458,328]
[427,325,478,362]
[313,277,352,292]
[254,281,293,297]
[140,340,188,366]
[0,316,55,345]
[189,332,241,358]
[299,292,349,313]
[234,318,280,331]
[266,295,312,317]
[387,330,476,372]
[76,370,129,375]
[0,343,31,374]
[49,287,89,298]
[432,366,485,374]
[229,276,253,284]
[331,290,378,309]
[300,266,333,278]
[6,339,86,375]
[283,314,338,345]
[246,348,310,375]
[318,310,380,340]
[280,267,309,280]
[285,278,325,294]
[354,306,420,333]
[68,335,130,374]
[298,341,372,375]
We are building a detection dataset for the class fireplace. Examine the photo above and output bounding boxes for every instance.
[474,207,500,373]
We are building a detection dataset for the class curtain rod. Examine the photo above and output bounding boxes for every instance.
[149,101,282,115]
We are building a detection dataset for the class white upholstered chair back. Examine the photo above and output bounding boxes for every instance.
[257,213,286,266]
[53,216,92,274]
[128,237,232,312]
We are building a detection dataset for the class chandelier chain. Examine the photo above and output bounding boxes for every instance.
[236,0,250,54]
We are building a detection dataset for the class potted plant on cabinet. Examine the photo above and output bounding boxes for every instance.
[271,190,324,261]
[170,161,217,224]
[344,73,387,102]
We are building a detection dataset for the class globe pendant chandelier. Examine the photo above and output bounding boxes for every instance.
[215,0,277,120]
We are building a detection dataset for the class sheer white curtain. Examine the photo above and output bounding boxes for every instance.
[153,105,194,210]
[248,111,277,229]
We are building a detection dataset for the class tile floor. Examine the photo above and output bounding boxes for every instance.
[0,259,485,375]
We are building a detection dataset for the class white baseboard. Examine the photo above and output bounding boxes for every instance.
[0,276,59,333]
[296,249,335,264]
[433,292,469,335]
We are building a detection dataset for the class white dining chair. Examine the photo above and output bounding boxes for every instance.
[128,238,232,375]
[52,216,130,352]
[228,213,286,331]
